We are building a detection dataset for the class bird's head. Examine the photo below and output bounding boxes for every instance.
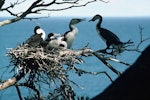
[70,18,85,25]
[34,26,46,40]
[89,14,102,22]
[48,33,54,38]
[34,26,40,34]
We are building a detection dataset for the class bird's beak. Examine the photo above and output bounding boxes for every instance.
[54,33,61,37]
[79,18,86,22]
[89,19,93,22]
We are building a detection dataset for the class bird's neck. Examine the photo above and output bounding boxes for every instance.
[42,33,46,40]
[96,18,102,30]
[64,24,78,49]
[69,24,78,34]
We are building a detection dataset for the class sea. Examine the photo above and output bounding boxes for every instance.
[0,16,150,100]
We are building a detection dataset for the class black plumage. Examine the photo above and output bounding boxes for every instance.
[25,26,46,47]
[89,14,123,53]
[25,33,43,47]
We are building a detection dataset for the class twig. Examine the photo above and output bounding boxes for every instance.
[18,82,40,99]
[125,26,150,52]
[0,70,26,90]
[92,52,122,76]
[105,57,131,66]
[71,65,113,82]
[0,0,106,27]
[15,85,23,100]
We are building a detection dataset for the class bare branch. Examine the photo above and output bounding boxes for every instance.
[15,85,23,100]
[125,26,150,52]
[38,0,103,11]
[92,52,122,76]
[0,0,5,10]
[105,57,131,66]
[0,0,107,27]
[1,0,26,11]
[0,77,16,90]
[0,71,25,90]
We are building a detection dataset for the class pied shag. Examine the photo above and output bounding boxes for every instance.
[63,18,85,49]
[25,26,46,47]
[89,14,124,53]
[41,33,67,50]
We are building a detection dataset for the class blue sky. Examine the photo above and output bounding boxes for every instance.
[1,0,150,17]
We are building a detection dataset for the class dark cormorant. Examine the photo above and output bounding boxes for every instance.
[63,18,85,49]
[25,26,46,47]
[89,14,124,53]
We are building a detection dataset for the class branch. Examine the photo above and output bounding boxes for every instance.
[17,82,40,99]
[15,85,23,100]
[1,44,119,91]
[70,65,113,82]
[38,0,107,11]
[105,57,131,66]
[0,0,107,27]
[92,52,122,76]
[125,26,150,52]
[1,0,26,12]
[0,71,26,90]
[0,0,5,10]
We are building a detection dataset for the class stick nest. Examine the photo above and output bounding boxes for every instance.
[6,44,93,99]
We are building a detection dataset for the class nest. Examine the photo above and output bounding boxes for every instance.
[6,44,93,99]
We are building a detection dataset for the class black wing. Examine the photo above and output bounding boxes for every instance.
[100,28,122,45]
[25,34,43,47]
[41,38,51,47]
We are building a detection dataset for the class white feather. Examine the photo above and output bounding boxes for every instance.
[65,25,78,49]
[46,36,67,49]
[36,28,46,40]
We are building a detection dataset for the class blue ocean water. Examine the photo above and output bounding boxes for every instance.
[0,17,150,99]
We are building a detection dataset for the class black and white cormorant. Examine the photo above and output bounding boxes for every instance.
[89,14,124,53]
[25,26,46,47]
[41,33,67,50]
[63,18,85,49]
[46,36,67,50]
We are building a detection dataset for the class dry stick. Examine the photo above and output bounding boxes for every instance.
[15,85,23,100]
[92,52,122,76]
[72,65,113,82]
[0,70,26,90]
[105,57,131,66]
[125,26,150,52]
[66,48,121,77]
[18,82,40,99]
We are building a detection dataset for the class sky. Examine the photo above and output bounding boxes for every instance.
[1,0,150,17]
[51,0,150,17]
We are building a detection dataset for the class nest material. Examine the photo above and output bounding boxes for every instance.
[7,44,87,77]
[5,44,95,99]
[6,44,93,96]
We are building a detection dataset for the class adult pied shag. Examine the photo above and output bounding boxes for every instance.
[89,14,124,53]
[25,26,46,47]
[63,18,85,49]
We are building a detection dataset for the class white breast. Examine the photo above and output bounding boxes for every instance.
[36,28,46,40]
[65,27,78,49]
[46,36,67,50]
